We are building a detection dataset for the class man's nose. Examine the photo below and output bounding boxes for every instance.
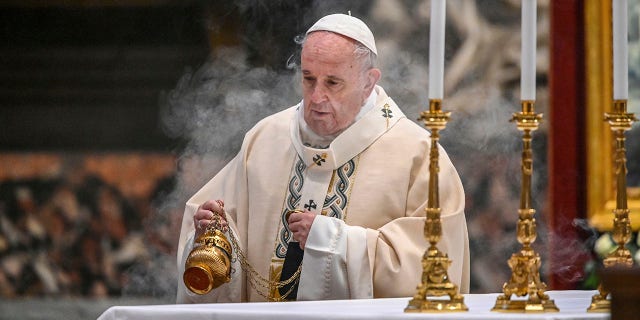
[310,85,327,104]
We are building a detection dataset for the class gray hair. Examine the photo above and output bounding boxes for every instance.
[353,41,377,71]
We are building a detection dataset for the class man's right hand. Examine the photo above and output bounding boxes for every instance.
[193,199,228,239]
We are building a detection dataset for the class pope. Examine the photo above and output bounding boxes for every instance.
[176,13,469,303]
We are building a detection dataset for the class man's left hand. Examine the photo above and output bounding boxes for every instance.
[287,210,316,250]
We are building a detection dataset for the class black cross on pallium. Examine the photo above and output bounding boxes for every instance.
[313,154,326,166]
[381,104,393,118]
[304,199,317,211]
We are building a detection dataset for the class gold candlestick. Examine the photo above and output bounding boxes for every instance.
[588,99,637,312]
[491,100,559,313]
[405,99,468,313]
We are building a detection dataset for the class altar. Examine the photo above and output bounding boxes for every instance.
[97,290,609,320]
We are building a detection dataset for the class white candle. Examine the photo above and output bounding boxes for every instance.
[428,0,446,99]
[613,0,628,100]
[521,0,536,101]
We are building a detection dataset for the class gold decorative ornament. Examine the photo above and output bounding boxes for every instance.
[405,99,468,313]
[491,100,559,313]
[588,99,637,312]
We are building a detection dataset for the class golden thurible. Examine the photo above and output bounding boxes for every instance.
[183,228,232,295]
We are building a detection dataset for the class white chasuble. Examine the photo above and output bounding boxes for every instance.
[176,86,470,304]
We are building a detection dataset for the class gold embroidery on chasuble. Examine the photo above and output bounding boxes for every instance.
[268,155,359,300]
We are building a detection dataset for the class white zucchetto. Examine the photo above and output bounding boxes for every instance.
[306,13,377,55]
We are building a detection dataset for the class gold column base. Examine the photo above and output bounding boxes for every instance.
[405,298,468,313]
[404,248,468,313]
[491,242,558,312]
[492,295,559,313]
[587,286,611,313]
[586,245,633,312]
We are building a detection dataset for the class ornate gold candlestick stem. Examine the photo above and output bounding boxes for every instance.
[492,100,559,313]
[588,99,637,312]
[405,99,467,313]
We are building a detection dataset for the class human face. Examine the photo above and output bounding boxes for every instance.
[301,32,380,136]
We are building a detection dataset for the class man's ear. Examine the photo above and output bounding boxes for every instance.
[364,68,381,93]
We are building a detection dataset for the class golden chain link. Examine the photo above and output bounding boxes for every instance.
[206,215,227,233]
[227,224,302,301]
[215,201,302,301]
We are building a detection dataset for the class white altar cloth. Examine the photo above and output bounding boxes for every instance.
[98,290,609,320]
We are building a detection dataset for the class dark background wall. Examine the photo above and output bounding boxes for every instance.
[0,3,209,150]
[0,1,369,151]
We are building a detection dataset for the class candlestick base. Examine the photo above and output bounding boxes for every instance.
[492,296,560,313]
[491,248,559,313]
[405,246,468,313]
[587,284,611,313]
[405,298,468,313]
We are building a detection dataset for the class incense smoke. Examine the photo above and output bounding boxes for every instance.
[126,0,568,297]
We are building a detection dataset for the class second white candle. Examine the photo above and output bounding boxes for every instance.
[521,0,537,101]
[428,0,446,100]
[613,0,628,100]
